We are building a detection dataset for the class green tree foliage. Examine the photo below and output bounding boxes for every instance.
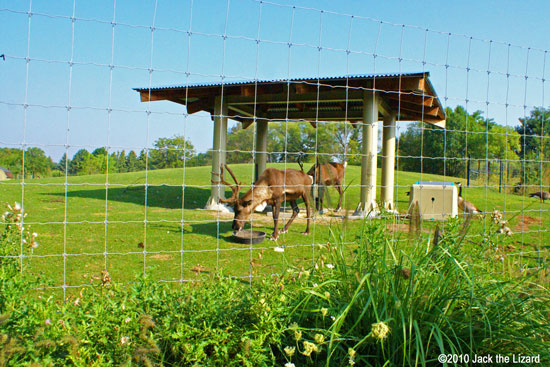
[126,150,139,172]
[78,148,117,175]
[225,121,360,165]
[24,147,54,178]
[516,107,550,158]
[138,149,148,170]
[148,135,196,169]
[398,106,520,177]
[0,148,23,176]
[68,149,90,175]
[0,147,53,178]
[57,153,70,174]
[225,125,255,163]
[515,107,550,187]
[116,150,127,173]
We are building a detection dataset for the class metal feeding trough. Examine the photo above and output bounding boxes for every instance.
[231,230,266,244]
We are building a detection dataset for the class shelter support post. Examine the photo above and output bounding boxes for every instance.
[205,95,230,211]
[354,91,379,217]
[381,111,396,211]
[254,120,268,181]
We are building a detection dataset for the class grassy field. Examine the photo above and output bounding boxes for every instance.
[1,163,548,292]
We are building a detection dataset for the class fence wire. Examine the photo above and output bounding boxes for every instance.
[0,0,548,298]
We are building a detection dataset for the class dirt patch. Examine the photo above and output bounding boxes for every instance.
[149,254,173,261]
[204,209,346,225]
[46,197,65,203]
[386,223,430,234]
[513,216,542,232]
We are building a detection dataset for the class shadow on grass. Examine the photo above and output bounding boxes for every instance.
[45,185,211,210]
[149,221,237,241]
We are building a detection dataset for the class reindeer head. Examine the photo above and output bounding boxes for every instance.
[212,164,253,234]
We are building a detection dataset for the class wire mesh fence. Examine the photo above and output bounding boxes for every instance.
[1,0,548,298]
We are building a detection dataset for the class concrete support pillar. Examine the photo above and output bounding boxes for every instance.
[381,112,396,211]
[205,95,229,211]
[254,120,268,181]
[354,91,379,216]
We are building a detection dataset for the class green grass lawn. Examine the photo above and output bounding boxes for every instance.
[1,163,548,292]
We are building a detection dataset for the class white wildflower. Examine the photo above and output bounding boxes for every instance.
[274,247,285,253]
[326,263,335,269]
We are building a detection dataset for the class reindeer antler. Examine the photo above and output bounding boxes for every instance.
[297,153,305,172]
[211,164,241,204]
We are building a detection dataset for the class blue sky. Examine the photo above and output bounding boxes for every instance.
[1,0,549,161]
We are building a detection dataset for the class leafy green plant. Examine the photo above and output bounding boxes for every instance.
[282,218,550,366]
[1,207,548,366]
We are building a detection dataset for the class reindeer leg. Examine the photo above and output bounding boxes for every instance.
[270,199,282,240]
[281,200,299,233]
[302,194,311,235]
[335,183,343,212]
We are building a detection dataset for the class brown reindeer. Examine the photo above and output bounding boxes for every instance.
[307,161,347,213]
[213,164,312,240]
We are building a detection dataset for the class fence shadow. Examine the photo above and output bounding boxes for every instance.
[45,185,212,210]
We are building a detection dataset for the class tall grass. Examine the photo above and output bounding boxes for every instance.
[283,218,550,366]
[1,204,548,366]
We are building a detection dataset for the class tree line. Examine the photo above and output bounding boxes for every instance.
[1,106,547,181]
[0,136,202,178]
[397,106,549,185]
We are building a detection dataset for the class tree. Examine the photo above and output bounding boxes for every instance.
[69,149,90,175]
[57,153,71,174]
[92,147,108,157]
[78,152,117,175]
[117,150,127,173]
[224,121,358,166]
[516,107,550,159]
[398,106,520,177]
[225,125,254,164]
[0,148,23,176]
[515,108,550,187]
[126,151,139,172]
[305,121,361,164]
[24,147,53,178]
[149,135,196,169]
[138,150,148,170]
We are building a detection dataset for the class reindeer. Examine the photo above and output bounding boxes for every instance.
[212,164,312,240]
[456,182,482,215]
[307,161,347,213]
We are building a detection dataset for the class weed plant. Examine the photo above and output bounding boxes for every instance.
[280,218,550,366]
[1,203,549,366]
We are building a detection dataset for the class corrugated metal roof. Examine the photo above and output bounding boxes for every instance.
[134,72,428,91]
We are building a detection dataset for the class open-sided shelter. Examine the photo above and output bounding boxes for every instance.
[135,72,446,215]
[0,166,14,181]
